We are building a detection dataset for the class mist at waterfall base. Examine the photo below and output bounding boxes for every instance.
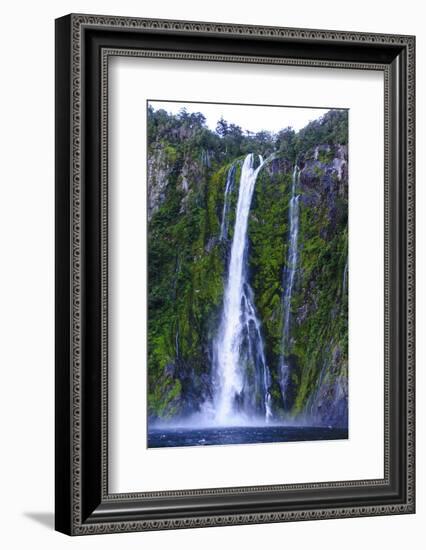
[148,152,348,449]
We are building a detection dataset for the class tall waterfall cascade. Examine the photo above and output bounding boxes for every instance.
[213,154,272,423]
[279,165,300,406]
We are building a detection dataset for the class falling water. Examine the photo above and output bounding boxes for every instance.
[279,165,300,405]
[220,164,237,241]
[342,259,348,294]
[214,154,272,423]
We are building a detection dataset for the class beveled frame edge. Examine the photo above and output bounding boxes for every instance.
[55,13,415,535]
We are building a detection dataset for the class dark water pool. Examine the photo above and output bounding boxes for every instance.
[148,425,348,448]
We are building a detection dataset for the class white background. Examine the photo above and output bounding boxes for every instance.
[110,58,384,493]
[0,0,423,548]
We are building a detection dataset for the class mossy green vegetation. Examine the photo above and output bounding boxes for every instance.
[147,105,348,426]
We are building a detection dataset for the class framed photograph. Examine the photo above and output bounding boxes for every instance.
[55,14,415,535]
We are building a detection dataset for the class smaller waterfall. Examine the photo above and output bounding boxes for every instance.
[220,164,237,241]
[342,259,348,294]
[279,165,300,405]
[175,328,180,357]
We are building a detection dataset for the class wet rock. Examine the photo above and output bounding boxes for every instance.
[296,303,309,324]
[267,157,292,176]
[308,375,348,428]
[164,363,175,378]
[205,236,218,253]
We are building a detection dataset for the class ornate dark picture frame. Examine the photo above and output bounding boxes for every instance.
[55,13,415,535]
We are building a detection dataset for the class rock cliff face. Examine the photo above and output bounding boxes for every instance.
[147,147,172,221]
[147,107,348,426]
[296,144,348,427]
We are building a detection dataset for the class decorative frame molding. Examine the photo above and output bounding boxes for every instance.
[55,13,415,535]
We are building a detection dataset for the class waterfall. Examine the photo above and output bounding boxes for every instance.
[220,164,237,241]
[342,259,348,293]
[214,153,272,423]
[279,165,300,405]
